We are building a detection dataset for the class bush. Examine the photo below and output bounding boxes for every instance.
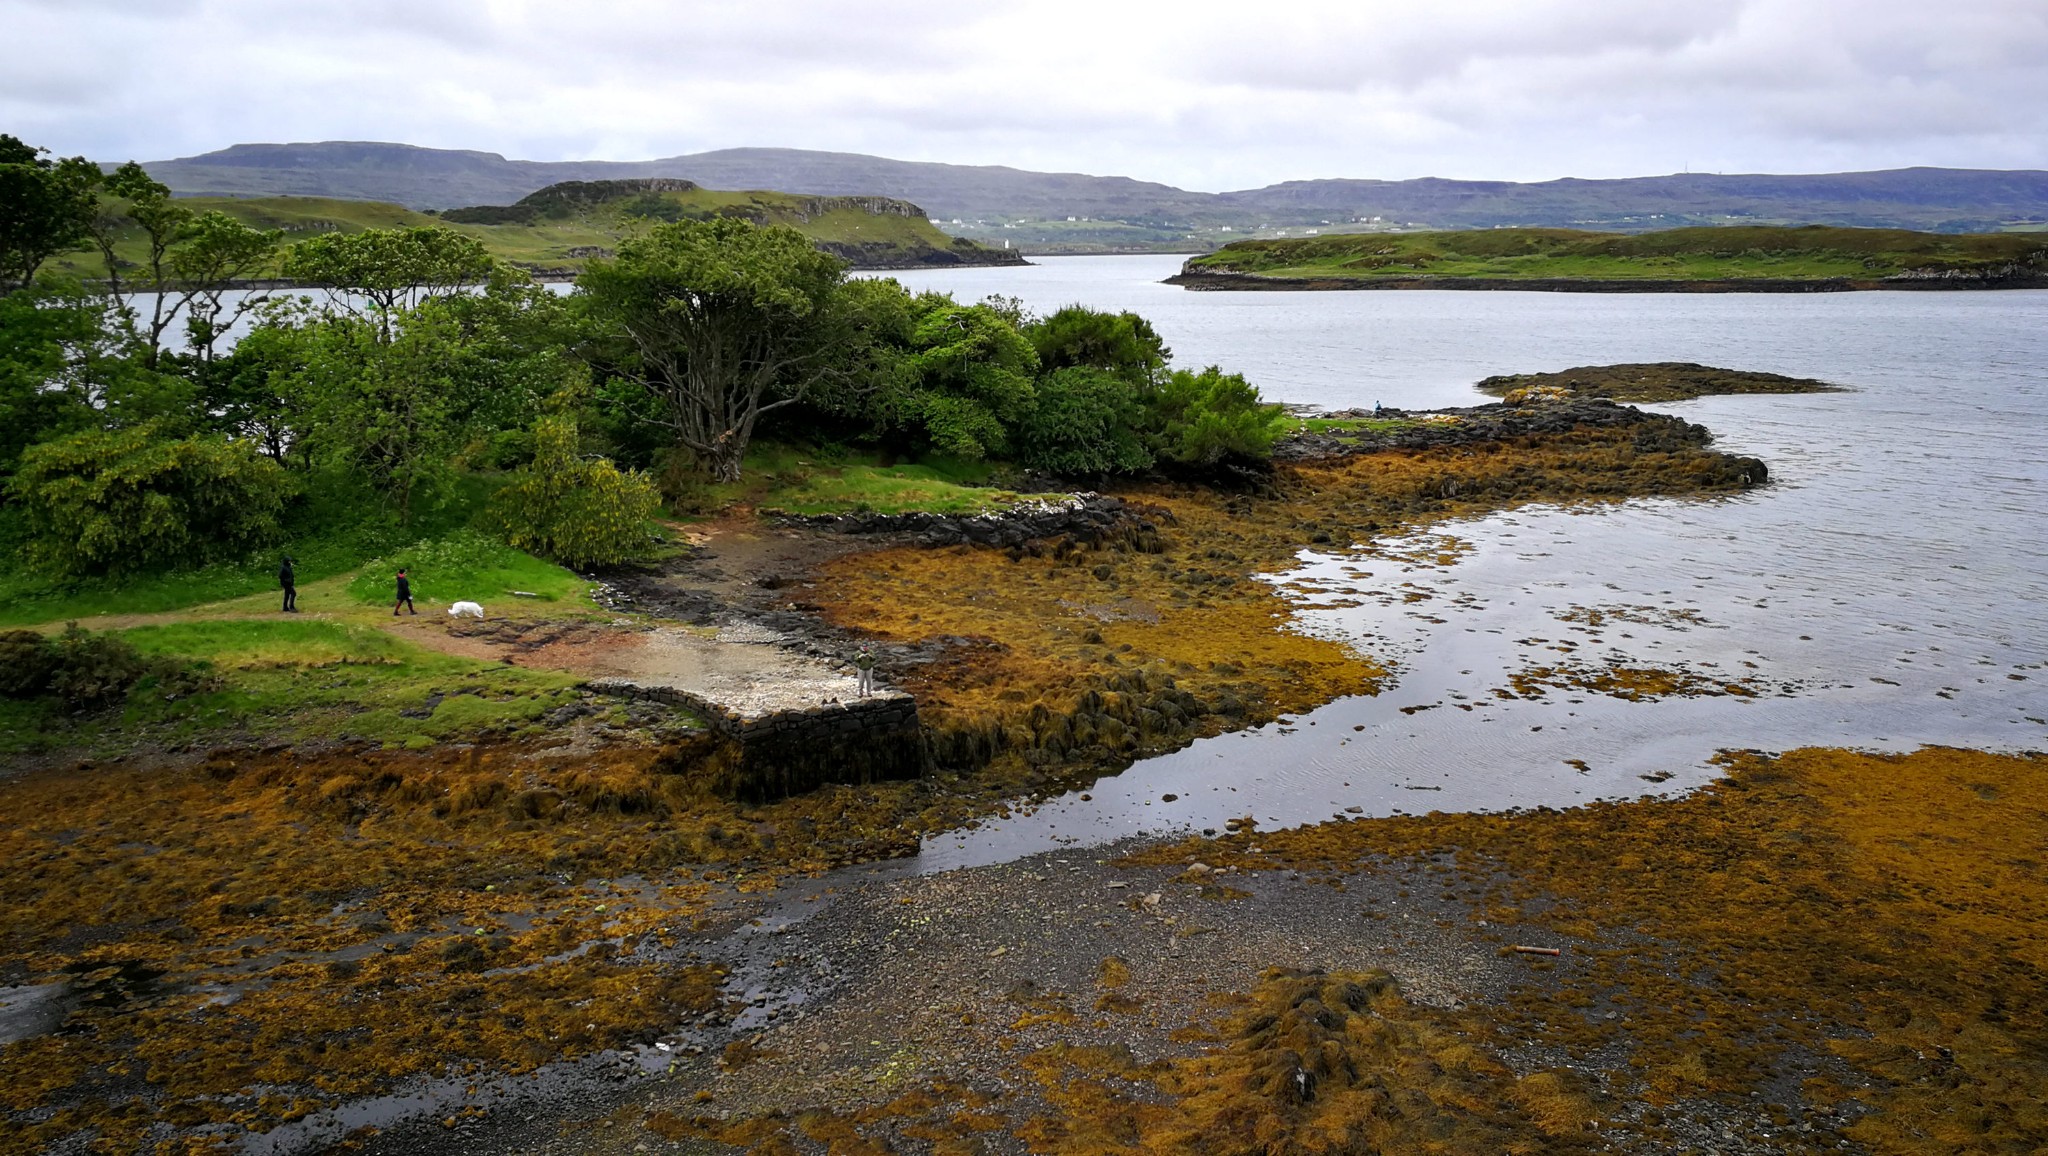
[0,624,214,708]
[1148,366,1286,467]
[0,630,60,697]
[489,415,661,569]
[9,422,289,577]
[1015,367,1154,476]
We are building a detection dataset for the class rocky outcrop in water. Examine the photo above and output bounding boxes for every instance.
[1276,399,1768,485]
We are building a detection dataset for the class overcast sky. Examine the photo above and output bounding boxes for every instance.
[6,0,2045,190]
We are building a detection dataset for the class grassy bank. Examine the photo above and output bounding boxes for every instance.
[0,618,587,759]
[1177,225,2048,284]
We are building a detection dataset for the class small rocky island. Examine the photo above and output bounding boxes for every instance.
[1475,362,1849,403]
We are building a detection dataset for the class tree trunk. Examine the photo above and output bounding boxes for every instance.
[708,435,745,483]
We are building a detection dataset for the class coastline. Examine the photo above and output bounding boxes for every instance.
[1165,268,2048,292]
[7,392,2044,1154]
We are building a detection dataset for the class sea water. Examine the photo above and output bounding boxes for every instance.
[870,256,2048,867]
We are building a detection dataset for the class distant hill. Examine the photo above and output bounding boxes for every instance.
[1217,169,2048,233]
[47,178,1021,282]
[139,142,2048,249]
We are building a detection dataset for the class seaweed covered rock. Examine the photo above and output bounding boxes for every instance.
[1476,362,1847,403]
[1274,399,1732,462]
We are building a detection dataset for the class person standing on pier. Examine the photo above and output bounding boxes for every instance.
[855,644,875,697]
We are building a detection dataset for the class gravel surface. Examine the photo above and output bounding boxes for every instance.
[353,841,1523,1156]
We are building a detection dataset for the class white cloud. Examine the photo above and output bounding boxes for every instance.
[3,0,2043,187]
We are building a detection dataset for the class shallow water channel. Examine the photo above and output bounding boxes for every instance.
[877,257,2048,868]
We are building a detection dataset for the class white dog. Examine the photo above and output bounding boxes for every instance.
[448,601,486,620]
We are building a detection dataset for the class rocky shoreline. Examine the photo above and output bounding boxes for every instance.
[10,394,1951,1155]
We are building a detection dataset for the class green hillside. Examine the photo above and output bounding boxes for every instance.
[141,144,2048,240]
[1173,226,2048,287]
[49,179,1021,282]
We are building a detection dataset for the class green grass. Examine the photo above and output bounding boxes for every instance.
[683,443,1028,516]
[0,619,583,758]
[1287,417,1423,436]
[1183,225,2048,282]
[46,185,1008,281]
[0,473,565,628]
[344,529,586,607]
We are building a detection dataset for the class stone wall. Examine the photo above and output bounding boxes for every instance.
[779,494,1151,549]
[589,678,928,802]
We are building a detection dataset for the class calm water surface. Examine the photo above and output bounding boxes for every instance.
[876,256,2048,867]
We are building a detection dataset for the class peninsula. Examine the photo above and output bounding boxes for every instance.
[47,177,1023,282]
[1168,225,2048,291]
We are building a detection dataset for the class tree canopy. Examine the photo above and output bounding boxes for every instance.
[0,141,1285,581]
[0,135,101,292]
[578,217,846,482]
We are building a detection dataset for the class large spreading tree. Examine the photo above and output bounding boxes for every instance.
[578,217,845,482]
[0,135,101,293]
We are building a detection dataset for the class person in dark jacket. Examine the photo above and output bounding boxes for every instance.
[393,568,416,616]
[279,556,297,612]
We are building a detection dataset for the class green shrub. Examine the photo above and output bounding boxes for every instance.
[9,422,289,577]
[488,415,661,569]
[0,624,215,708]
[1015,367,1153,476]
[0,630,60,697]
[1148,366,1286,467]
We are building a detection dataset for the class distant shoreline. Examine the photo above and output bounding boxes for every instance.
[1165,270,2048,293]
[99,254,1035,293]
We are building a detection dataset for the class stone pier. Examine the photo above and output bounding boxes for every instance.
[586,625,927,801]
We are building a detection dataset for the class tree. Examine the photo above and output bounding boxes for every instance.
[282,227,497,343]
[203,299,319,466]
[1016,367,1153,476]
[170,211,285,366]
[490,413,660,569]
[0,285,104,476]
[1027,305,1169,386]
[1148,366,1287,467]
[87,164,283,368]
[579,217,845,482]
[286,303,467,521]
[89,163,192,362]
[0,135,100,293]
[883,298,1039,460]
[10,421,288,576]
[0,283,195,477]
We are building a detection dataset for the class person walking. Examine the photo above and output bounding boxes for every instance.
[278,556,297,613]
[393,568,416,616]
[854,644,875,698]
